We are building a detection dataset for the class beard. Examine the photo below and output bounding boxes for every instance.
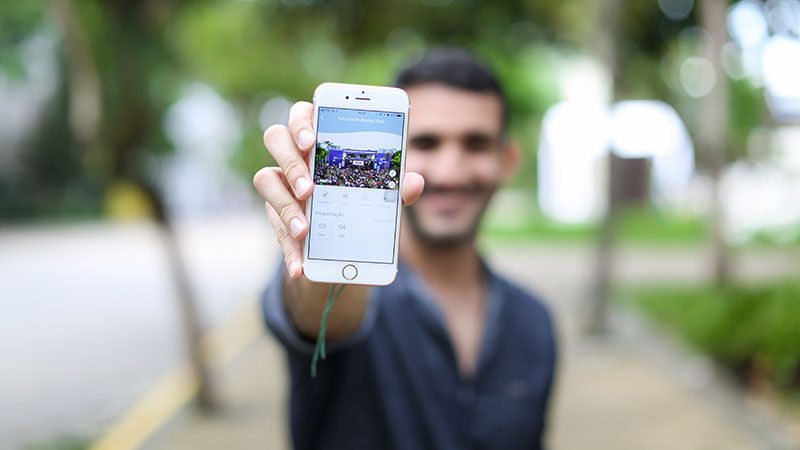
[404,182,497,248]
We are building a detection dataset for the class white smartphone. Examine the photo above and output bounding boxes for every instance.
[302,82,410,285]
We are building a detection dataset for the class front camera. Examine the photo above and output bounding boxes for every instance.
[345,96,349,99]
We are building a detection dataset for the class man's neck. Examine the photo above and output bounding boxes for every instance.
[400,228,487,377]
[399,230,484,301]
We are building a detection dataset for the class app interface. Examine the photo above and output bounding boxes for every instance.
[308,107,405,264]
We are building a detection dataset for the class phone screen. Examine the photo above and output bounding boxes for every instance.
[307,107,405,264]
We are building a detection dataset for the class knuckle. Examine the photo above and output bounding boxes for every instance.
[283,244,299,263]
[253,167,280,192]
[253,167,272,188]
[288,102,303,119]
[266,203,288,233]
[275,223,291,243]
[275,198,297,221]
[282,157,306,179]
[265,202,279,221]
[290,101,312,116]
[263,124,288,147]
[288,102,313,129]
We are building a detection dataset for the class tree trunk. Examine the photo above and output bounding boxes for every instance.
[144,182,217,411]
[586,0,621,335]
[699,0,731,285]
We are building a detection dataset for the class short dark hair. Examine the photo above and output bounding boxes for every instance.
[393,46,509,130]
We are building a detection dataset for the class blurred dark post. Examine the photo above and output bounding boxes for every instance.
[586,0,621,335]
[53,0,217,411]
[699,0,730,285]
[164,215,217,412]
[145,184,217,412]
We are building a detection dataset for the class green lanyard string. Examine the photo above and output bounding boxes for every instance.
[311,283,346,378]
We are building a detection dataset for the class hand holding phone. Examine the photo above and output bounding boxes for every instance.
[303,83,414,285]
[254,83,424,285]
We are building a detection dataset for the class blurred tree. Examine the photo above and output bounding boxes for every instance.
[0,2,98,219]
[3,0,768,219]
[587,0,622,335]
[0,2,44,78]
[169,0,592,181]
[51,0,218,410]
[2,0,772,337]
[5,0,716,217]
[315,144,330,164]
[699,0,731,285]
[390,150,402,172]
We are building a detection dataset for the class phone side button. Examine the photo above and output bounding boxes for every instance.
[342,264,358,280]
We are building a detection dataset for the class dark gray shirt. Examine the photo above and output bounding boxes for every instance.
[262,260,557,450]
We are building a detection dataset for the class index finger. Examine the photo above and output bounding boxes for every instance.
[288,101,315,151]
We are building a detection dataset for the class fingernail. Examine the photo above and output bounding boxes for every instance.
[298,129,313,148]
[295,177,312,196]
[289,217,305,238]
[288,260,300,277]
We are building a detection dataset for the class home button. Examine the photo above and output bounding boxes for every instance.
[342,264,358,280]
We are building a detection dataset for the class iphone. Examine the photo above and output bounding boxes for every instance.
[302,83,410,285]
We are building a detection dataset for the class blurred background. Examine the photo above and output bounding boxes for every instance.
[1,0,799,449]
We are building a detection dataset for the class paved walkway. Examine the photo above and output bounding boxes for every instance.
[0,214,279,449]
[138,242,800,450]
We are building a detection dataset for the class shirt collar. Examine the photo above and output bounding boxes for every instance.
[396,257,505,380]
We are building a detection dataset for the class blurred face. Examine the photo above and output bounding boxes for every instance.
[404,84,518,246]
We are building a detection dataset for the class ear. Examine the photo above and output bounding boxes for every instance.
[499,140,521,184]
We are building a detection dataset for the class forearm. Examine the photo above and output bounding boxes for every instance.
[282,274,371,340]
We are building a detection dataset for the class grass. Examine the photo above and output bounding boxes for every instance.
[480,192,799,248]
[624,278,800,389]
[482,202,707,245]
[25,434,92,450]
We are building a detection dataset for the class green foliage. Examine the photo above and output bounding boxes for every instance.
[315,145,330,163]
[0,0,769,221]
[390,150,402,172]
[615,205,707,243]
[729,77,767,160]
[483,204,707,244]
[481,211,595,243]
[169,0,601,182]
[0,1,46,79]
[628,278,800,388]
[25,434,91,450]
[0,59,104,220]
[747,230,800,248]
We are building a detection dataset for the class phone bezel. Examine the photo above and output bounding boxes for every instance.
[302,82,410,286]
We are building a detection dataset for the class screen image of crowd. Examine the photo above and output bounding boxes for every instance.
[314,144,401,190]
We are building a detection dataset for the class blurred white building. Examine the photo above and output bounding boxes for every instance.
[537,100,695,224]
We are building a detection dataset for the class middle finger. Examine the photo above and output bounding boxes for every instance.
[254,167,309,239]
[263,124,314,200]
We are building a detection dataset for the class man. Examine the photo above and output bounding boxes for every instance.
[253,47,557,450]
